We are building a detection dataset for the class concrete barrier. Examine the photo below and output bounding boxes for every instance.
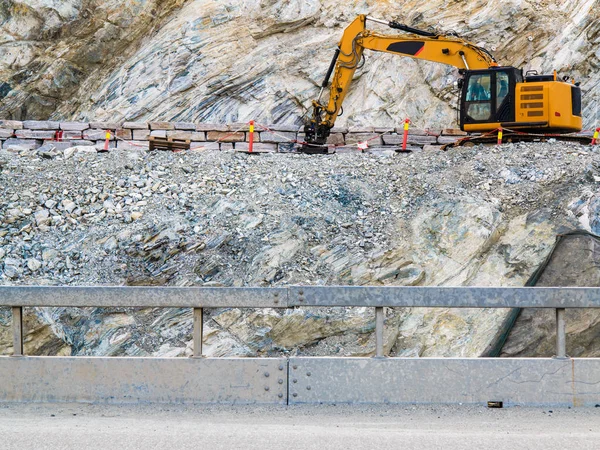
[288,357,600,407]
[0,357,287,405]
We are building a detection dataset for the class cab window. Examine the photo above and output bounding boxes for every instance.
[467,74,491,101]
[496,72,509,111]
[466,74,491,121]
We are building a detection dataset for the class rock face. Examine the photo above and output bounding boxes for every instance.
[0,0,185,119]
[1,1,599,129]
[502,232,600,358]
[1,140,598,357]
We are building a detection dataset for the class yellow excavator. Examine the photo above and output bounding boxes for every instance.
[302,15,583,153]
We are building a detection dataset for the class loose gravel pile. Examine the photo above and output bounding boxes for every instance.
[0,143,598,287]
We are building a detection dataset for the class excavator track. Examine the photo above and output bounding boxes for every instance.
[443,131,594,150]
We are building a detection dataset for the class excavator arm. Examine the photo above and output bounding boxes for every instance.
[304,15,498,149]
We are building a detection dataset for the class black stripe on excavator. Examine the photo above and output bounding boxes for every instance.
[387,41,425,56]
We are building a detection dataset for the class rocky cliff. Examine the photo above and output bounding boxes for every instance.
[1,1,599,129]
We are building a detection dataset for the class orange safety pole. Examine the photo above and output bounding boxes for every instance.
[497,127,503,145]
[104,131,111,151]
[592,128,600,146]
[402,119,410,151]
[248,121,255,153]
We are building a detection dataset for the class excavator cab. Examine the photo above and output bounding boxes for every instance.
[460,67,522,131]
[460,67,582,133]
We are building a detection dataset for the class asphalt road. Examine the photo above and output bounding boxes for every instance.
[1,403,599,450]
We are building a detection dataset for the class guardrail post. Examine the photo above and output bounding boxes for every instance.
[193,307,203,358]
[375,307,384,358]
[12,306,23,356]
[555,308,567,358]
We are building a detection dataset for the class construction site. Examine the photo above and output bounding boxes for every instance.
[1,1,600,446]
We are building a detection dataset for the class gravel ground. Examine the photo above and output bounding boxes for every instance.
[1,402,599,450]
[1,143,597,287]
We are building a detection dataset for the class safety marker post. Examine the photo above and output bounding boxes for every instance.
[592,128,600,146]
[402,119,410,151]
[497,127,503,145]
[248,121,255,153]
[104,131,111,152]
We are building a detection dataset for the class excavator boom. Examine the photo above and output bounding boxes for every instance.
[318,15,496,128]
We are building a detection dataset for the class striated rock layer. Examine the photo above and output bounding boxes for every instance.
[1,1,599,129]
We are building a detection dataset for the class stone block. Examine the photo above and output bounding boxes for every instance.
[3,138,42,150]
[345,133,382,146]
[327,133,345,146]
[219,143,234,151]
[382,134,437,146]
[116,129,132,140]
[167,131,205,141]
[0,120,23,130]
[235,142,277,153]
[22,121,60,130]
[149,122,175,130]
[174,122,196,130]
[423,145,444,152]
[89,122,122,129]
[368,147,400,156]
[268,124,301,132]
[94,141,117,150]
[122,122,149,130]
[348,126,374,133]
[60,122,89,131]
[259,131,296,143]
[69,140,95,146]
[150,130,167,138]
[437,136,461,144]
[117,140,150,150]
[331,126,348,134]
[83,129,115,140]
[206,131,245,142]
[63,131,83,139]
[230,122,251,132]
[132,129,150,140]
[51,141,94,151]
[246,132,260,142]
[196,142,220,151]
[394,128,440,136]
[15,130,56,139]
[442,128,468,136]
[196,123,229,132]
[0,129,14,138]
[374,127,396,133]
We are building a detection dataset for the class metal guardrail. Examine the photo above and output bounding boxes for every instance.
[2,286,600,358]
